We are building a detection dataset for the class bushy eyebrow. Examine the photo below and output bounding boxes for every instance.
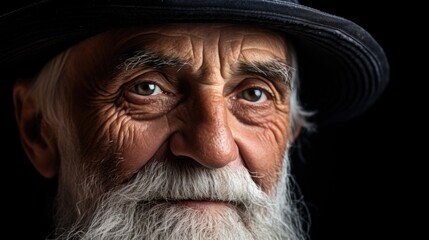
[116,50,189,71]
[237,60,293,89]
[115,50,293,90]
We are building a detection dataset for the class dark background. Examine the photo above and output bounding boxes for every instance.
[1,1,418,239]
[295,1,420,239]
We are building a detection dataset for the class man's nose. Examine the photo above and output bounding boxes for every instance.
[169,92,238,168]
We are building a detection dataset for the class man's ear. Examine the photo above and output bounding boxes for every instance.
[291,124,302,142]
[13,80,58,178]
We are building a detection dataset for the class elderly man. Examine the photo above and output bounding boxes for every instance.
[1,0,389,239]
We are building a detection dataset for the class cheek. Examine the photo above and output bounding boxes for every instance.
[234,115,290,191]
[75,104,171,183]
[119,117,170,174]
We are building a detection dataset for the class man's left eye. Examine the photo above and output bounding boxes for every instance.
[240,88,268,103]
[131,82,162,96]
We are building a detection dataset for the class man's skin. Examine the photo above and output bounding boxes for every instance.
[14,23,293,210]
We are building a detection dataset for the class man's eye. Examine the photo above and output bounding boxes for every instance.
[131,82,162,96]
[240,88,268,103]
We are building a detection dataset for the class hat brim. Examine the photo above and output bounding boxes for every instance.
[0,0,389,125]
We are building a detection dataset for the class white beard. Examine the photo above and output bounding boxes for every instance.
[52,123,305,240]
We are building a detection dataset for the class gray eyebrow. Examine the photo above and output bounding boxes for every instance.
[117,50,189,71]
[237,60,294,89]
[116,51,293,89]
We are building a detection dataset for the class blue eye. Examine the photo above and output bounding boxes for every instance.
[241,88,268,103]
[132,82,162,96]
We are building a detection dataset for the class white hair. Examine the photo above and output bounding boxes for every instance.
[29,49,73,131]
[287,44,315,136]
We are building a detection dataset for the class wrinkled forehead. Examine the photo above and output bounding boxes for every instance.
[72,23,289,65]
[123,24,286,55]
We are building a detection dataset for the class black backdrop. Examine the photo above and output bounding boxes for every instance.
[294,1,419,239]
[1,1,417,239]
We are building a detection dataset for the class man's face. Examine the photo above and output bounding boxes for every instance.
[66,23,291,192]
[49,24,297,239]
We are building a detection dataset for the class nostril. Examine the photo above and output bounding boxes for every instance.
[174,155,205,168]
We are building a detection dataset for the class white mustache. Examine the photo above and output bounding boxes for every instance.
[104,160,271,209]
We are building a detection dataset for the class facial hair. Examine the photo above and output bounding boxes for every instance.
[52,123,305,240]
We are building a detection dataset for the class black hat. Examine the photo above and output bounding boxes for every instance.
[0,0,389,125]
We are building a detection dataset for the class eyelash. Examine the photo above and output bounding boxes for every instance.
[235,81,274,98]
[130,81,164,96]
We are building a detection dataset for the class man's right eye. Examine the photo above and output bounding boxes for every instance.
[131,82,163,96]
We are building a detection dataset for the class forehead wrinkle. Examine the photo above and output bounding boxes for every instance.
[189,34,204,72]
[240,31,286,48]
[190,32,225,84]
[142,32,208,72]
[120,31,190,42]
[241,47,287,58]
[119,31,195,61]
[218,34,245,80]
